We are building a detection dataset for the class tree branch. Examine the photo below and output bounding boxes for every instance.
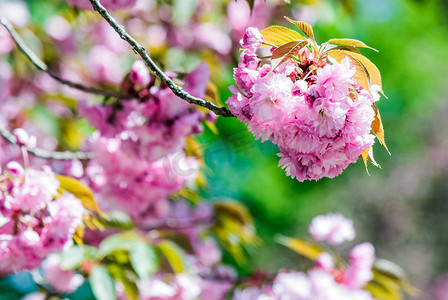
[143,215,213,232]
[88,0,235,118]
[0,128,94,160]
[0,17,132,99]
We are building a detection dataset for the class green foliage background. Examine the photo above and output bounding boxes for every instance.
[1,0,448,298]
[205,0,448,295]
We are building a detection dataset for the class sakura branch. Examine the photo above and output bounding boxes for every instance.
[88,0,235,118]
[0,17,132,99]
[143,215,214,232]
[0,128,94,160]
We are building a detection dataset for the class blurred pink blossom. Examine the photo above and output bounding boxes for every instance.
[42,253,84,293]
[0,162,84,274]
[13,128,36,148]
[344,242,375,289]
[309,213,356,245]
[65,0,137,10]
[129,60,151,86]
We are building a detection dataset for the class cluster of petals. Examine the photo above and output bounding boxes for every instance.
[233,213,375,300]
[80,62,207,163]
[65,0,137,10]
[137,267,233,300]
[0,162,84,274]
[80,63,210,225]
[42,253,84,293]
[309,212,356,245]
[309,213,375,289]
[85,135,199,225]
[227,27,378,181]
[139,274,201,300]
[233,270,374,300]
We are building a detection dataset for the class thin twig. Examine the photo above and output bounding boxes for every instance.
[0,128,94,160]
[88,0,235,118]
[143,215,213,231]
[0,17,132,99]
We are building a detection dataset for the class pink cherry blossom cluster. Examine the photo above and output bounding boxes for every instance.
[42,253,84,293]
[137,272,232,300]
[0,161,84,274]
[233,213,375,300]
[65,0,137,10]
[136,270,234,300]
[227,27,379,181]
[309,212,355,245]
[80,63,210,225]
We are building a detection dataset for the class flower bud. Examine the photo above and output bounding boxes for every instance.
[13,128,36,148]
[315,252,334,272]
[6,161,24,176]
[238,51,260,70]
[129,60,151,87]
[239,27,263,53]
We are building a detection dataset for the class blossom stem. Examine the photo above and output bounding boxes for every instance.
[88,0,235,118]
[262,42,278,48]
[0,17,133,99]
[143,215,213,231]
[21,146,29,169]
[302,69,314,81]
[0,128,94,161]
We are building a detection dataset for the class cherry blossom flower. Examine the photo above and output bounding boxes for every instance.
[0,162,84,274]
[309,213,356,245]
[42,253,84,293]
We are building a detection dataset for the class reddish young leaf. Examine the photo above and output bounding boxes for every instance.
[271,41,302,59]
[271,40,308,70]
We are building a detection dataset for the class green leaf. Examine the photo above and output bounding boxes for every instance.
[108,265,139,300]
[214,201,253,225]
[60,246,84,270]
[130,241,159,280]
[56,174,106,217]
[59,245,98,270]
[90,265,117,300]
[373,259,419,296]
[260,25,304,47]
[212,201,258,265]
[276,236,323,260]
[98,233,138,258]
[157,240,188,274]
[365,279,402,300]
[172,0,197,27]
[98,211,135,230]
